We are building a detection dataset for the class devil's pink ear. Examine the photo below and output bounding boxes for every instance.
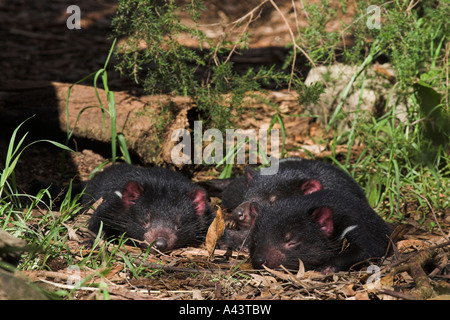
[300,179,322,195]
[189,189,207,215]
[244,167,258,186]
[122,181,144,209]
[311,206,334,237]
[249,201,261,219]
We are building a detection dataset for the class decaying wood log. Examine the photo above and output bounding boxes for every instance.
[0,80,192,165]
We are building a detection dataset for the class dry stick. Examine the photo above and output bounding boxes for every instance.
[199,0,270,28]
[428,253,448,278]
[268,0,296,90]
[268,0,325,89]
[206,0,325,89]
[406,187,448,241]
[39,278,155,300]
[298,0,309,20]
[213,9,259,69]
[445,42,449,112]
[387,240,450,299]
[137,257,216,274]
[406,0,422,13]
[209,1,266,89]
[390,249,436,299]
[291,0,300,33]
[223,11,256,66]
[211,0,269,67]
[379,289,420,300]
[385,240,450,270]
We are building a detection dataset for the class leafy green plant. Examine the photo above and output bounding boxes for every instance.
[111,0,293,130]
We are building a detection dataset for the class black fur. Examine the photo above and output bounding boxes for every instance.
[84,163,213,251]
[225,158,368,230]
[249,189,392,272]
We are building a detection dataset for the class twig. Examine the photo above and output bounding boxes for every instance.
[139,260,215,274]
[268,0,320,90]
[198,0,270,28]
[291,0,300,37]
[204,0,325,89]
[429,253,448,278]
[389,249,436,299]
[406,187,448,240]
[210,1,267,85]
[298,0,309,20]
[39,278,155,300]
[39,278,97,291]
[406,0,422,13]
[379,289,420,300]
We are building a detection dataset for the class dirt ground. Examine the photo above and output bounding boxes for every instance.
[0,0,449,300]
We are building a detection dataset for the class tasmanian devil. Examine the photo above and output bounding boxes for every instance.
[221,158,368,230]
[249,189,392,272]
[84,163,213,251]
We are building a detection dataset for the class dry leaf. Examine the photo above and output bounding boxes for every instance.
[302,270,323,279]
[250,274,277,287]
[264,265,309,288]
[239,262,254,271]
[379,273,394,289]
[355,292,370,300]
[250,274,283,293]
[300,144,326,154]
[63,223,80,242]
[205,206,226,258]
[192,289,204,300]
[341,284,356,297]
[85,197,104,215]
[309,122,323,138]
[296,259,305,278]
[396,239,431,251]
[260,290,274,299]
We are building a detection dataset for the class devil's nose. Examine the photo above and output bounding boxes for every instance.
[154,237,168,251]
[233,202,249,221]
[252,254,266,269]
[236,207,246,220]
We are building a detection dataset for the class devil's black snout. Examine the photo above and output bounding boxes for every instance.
[251,254,266,269]
[154,237,168,251]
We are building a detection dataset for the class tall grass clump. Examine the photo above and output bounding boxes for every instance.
[0,119,81,275]
[62,38,131,171]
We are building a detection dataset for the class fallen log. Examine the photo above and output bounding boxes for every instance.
[0,80,192,165]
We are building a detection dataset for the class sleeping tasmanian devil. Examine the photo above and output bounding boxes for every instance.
[219,158,369,230]
[205,157,372,250]
[249,190,392,272]
[82,163,214,251]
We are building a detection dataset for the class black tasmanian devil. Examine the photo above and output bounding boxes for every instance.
[221,158,369,230]
[249,189,392,272]
[83,163,214,251]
